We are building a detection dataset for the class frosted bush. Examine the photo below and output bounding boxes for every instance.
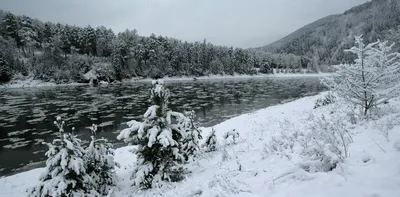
[299,114,353,172]
[263,119,302,160]
[207,174,250,197]
[264,134,296,160]
[322,36,400,117]
[373,117,395,142]
[223,129,239,144]
[313,92,336,109]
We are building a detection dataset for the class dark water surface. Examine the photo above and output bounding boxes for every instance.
[0,77,326,176]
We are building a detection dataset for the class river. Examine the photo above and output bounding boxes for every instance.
[0,77,326,176]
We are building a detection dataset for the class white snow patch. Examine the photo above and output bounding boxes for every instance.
[0,77,86,89]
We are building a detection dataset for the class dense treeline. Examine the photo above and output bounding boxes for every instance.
[0,10,318,84]
[261,0,400,66]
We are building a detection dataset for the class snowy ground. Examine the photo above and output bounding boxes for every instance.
[1,92,400,197]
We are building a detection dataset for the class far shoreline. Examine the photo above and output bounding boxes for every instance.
[0,72,332,90]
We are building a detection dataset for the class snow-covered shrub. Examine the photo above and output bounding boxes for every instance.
[346,110,358,125]
[117,79,186,189]
[263,119,301,160]
[202,127,217,152]
[206,174,250,196]
[68,55,91,83]
[53,68,71,83]
[322,35,400,117]
[264,134,296,160]
[28,116,98,197]
[313,93,336,109]
[299,114,353,172]
[178,110,203,162]
[221,148,232,162]
[85,124,118,195]
[373,117,396,142]
[94,61,115,83]
[223,129,239,144]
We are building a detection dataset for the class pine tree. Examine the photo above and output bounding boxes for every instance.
[2,12,19,42]
[28,116,98,197]
[96,26,115,57]
[18,15,37,56]
[59,26,71,58]
[111,39,128,81]
[85,124,118,195]
[178,110,203,162]
[202,127,217,152]
[84,26,97,55]
[0,53,11,83]
[117,79,186,189]
[42,22,54,44]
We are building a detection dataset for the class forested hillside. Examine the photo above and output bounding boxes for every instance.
[260,0,400,65]
[0,11,316,84]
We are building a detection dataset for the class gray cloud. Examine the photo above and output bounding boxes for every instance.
[1,0,370,48]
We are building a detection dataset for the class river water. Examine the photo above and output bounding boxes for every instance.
[0,77,326,176]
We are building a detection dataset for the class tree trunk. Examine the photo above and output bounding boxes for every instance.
[361,48,368,117]
[22,47,27,58]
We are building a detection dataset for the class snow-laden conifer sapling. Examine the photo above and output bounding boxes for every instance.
[117,79,187,189]
[178,110,203,162]
[85,123,118,195]
[203,127,217,152]
[28,116,98,197]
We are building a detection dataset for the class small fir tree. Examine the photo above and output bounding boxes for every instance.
[202,127,217,152]
[85,124,118,195]
[28,116,98,197]
[179,110,203,162]
[117,79,186,189]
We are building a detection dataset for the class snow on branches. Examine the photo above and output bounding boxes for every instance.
[117,79,187,188]
[322,35,400,116]
[203,127,218,152]
[178,110,203,162]
[29,117,119,196]
[85,124,118,195]
[299,114,353,173]
[28,117,98,197]
[223,129,239,144]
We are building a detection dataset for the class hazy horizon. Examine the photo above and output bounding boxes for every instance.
[1,0,370,48]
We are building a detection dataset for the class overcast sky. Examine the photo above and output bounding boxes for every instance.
[1,0,370,48]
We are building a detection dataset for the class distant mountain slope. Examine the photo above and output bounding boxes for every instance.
[259,0,400,65]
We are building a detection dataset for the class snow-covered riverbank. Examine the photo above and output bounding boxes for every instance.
[0,77,88,89]
[0,73,331,89]
[128,73,333,83]
[1,92,399,197]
